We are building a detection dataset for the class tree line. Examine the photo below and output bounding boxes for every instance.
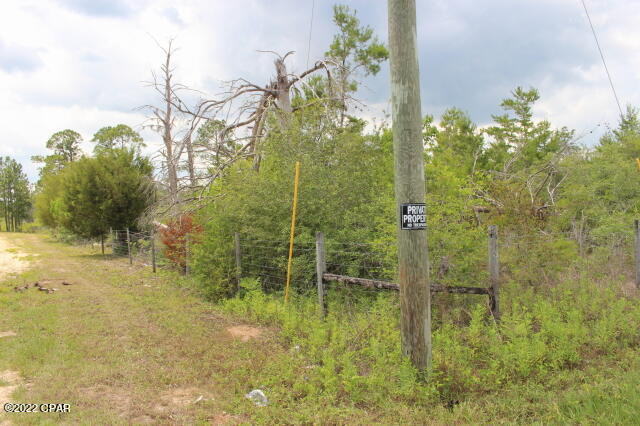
[27,4,640,298]
[33,125,153,241]
[0,157,31,231]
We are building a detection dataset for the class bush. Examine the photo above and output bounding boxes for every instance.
[159,213,202,272]
[220,277,640,407]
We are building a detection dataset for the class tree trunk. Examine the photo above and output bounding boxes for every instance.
[184,134,196,187]
[163,46,178,204]
[274,58,292,115]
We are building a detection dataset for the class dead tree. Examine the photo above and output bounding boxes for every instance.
[141,40,182,205]
[170,50,334,174]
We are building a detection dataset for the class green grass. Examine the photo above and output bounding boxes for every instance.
[1,232,639,424]
[217,277,640,424]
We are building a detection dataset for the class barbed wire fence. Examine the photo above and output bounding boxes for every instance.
[232,223,640,320]
[80,220,640,319]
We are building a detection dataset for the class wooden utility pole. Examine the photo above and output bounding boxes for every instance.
[388,0,432,371]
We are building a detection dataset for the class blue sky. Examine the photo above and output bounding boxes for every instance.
[1,0,638,181]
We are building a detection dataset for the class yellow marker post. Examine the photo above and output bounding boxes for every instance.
[284,161,301,304]
[636,158,640,171]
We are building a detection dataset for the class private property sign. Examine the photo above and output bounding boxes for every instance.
[400,203,426,230]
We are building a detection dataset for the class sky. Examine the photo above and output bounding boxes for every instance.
[1,0,639,181]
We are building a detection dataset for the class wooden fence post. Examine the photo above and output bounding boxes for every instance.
[315,232,327,318]
[635,220,640,289]
[126,228,132,265]
[234,232,242,293]
[185,234,190,275]
[151,230,157,273]
[488,225,500,320]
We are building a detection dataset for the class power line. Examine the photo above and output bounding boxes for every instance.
[580,0,623,117]
[306,0,315,68]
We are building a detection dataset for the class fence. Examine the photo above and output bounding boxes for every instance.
[109,229,158,272]
[97,221,640,317]
[232,221,640,319]
[233,226,501,320]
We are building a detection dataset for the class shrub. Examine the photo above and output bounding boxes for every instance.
[159,213,202,272]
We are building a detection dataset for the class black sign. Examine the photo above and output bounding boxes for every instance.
[400,203,426,230]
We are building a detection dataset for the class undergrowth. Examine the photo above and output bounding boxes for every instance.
[221,277,640,415]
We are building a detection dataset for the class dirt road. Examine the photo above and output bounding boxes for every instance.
[0,236,30,282]
[0,233,273,424]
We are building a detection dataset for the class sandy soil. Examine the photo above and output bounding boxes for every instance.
[226,325,263,342]
[0,235,30,281]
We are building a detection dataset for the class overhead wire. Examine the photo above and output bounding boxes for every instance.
[306,0,315,68]
[580,0,624,117]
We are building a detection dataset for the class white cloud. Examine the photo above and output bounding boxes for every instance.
[1,0,639,182]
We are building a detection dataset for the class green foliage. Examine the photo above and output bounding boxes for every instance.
[192,119,239,171]
[193,108,395,298]
[32,129,83,182]
[318,4,388,125]
[326,5,389,77]
[0,157,31,231]
[221,277,640,410]
[34,171,67,229]
[223,279,436,407]
[35,148,154,238]
[555,106,640,247]
[45,129,83,163]
[91,124,145,153]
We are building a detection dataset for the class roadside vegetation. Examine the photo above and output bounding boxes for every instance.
[2,3,640,424]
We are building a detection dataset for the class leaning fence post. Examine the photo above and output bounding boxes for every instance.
[635,220,640,289]
[151,230,157,273]
[315,232,327,318]
[488,225,500,321]
[126,228,132,265]
[234,232,242,293]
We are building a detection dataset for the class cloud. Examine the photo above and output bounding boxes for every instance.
[163,7,184,27]
[0,40,42,73]
[55,0,135,18]
[1,0,639,182]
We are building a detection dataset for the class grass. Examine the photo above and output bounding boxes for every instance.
[0,232,639,424]
[0,233,283,424]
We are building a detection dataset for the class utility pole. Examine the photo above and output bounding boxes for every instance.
[388,0,431,372]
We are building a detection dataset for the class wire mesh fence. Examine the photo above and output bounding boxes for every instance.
[75,221,640,316]
[109,229,158,270]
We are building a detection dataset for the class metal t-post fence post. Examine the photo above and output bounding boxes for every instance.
[635,220,640,289]
[315,232,327,318]
[185,234,190,275]
[151,230,157,273]
[234,233,242,294]
[126,228,132,265]
[488,225,500,321]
